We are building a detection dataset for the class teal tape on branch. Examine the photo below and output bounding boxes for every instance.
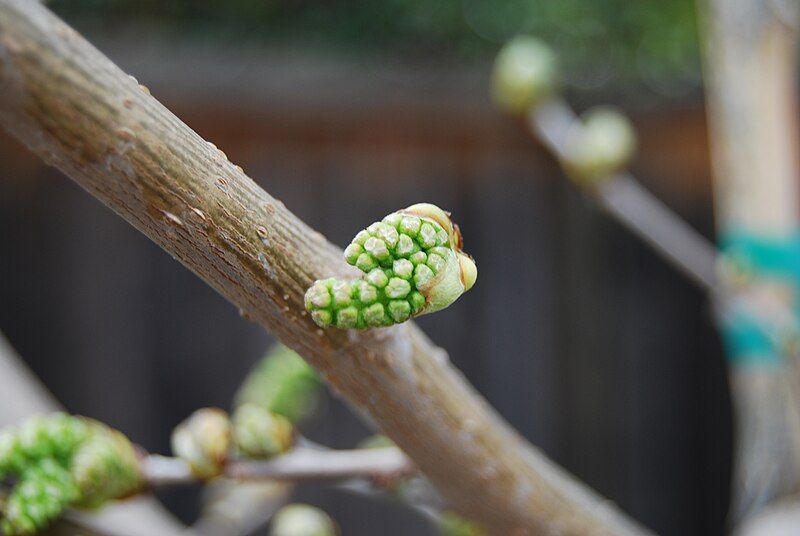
[719,231,800,365]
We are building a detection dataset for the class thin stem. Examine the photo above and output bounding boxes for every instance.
[144,447,414,487]
[528,98,718,290]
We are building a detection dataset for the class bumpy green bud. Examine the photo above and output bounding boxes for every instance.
[492,36,559,114]
[0,414,144,534]
[234,345,321,424]
[439,512,487,536]
[232,404,293,459]
[270,504,337,536]
[0,414,91,478]
[171,408,232,479]
[305,203,477,329]
[72,423,144,508]
[1,459,78,536]
[561,106,638,184]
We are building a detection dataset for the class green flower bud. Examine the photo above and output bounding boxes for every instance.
[171,408,232,479]
[0,414,144,533]
[232,404,293,459]
[491,36,559,114]
[305,204,477,329]
[0,414,91,477]
[561,106,638,184]
[270,504,337,536]
[234,345,321,425]
[72,423,144,508]
[1,459,78,535]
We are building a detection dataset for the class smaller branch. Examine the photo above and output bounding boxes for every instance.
[528,96,800,362]
[529,97,719,290]
[144,447,414,488]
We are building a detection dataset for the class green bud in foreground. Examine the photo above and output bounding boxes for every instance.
[491,36,559,114]
[171,408,232,479]
[270,504,337,536]
[232,403,293,459]
[0,414,144,535]
[561,106,638,184]
[234,344,321,424]
[305,203,477,329]
[0,459,77,536]
[72,424,144,508]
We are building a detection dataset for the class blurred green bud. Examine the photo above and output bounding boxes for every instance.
[72,423,144,508]
[439,511,487,536]
[234,345,322,424]
[562,106,638,184]
[491,36,559,114]
[171,408,231,479]
[357,434,395,450]
[232,404,293,459]
[270,504,337,536]
[0,414,144,534]
[0,459,77,536]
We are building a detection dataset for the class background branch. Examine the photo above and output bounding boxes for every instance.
[529,97,719,290]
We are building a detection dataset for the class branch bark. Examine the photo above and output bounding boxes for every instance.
[0,1,649,533]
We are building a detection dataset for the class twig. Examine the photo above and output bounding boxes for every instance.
[0,1,650,532]
[529,97,718,290]
[144,447,414,487]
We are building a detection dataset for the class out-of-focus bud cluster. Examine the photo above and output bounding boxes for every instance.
[269,503,337,536]
[561,106,638,184]
[171,405,295,479]
[491,36,559,114]
[234,344,322,425]
[171,408,232,479]
[172,345,325,478]
[492,36,638,185]
[0,413,143,535]
[232,404,293,459]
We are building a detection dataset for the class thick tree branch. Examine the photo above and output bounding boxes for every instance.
[0,1,649,533]
[0,0,640,534]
